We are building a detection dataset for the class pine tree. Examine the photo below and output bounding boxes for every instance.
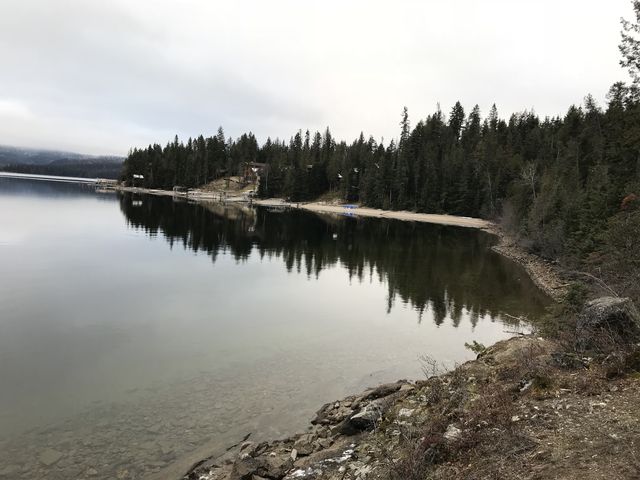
[399,106,410,147]
[620,1,640,88]
[449,101,465,141]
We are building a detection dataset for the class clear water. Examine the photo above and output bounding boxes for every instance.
[0,177,548,479]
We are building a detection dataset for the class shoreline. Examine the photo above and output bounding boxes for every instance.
[111,185,586,480]
[182,333,640,480]
[483,224,568,302]
[113,185,567,302]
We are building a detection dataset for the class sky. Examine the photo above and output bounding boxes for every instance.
[0,0,635,156]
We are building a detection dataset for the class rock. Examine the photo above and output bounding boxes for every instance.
[316,438,333,449]
[352,463,373,478]
[39,448,64,466]
[86,468,98,476]
[339,407,380,434]
[0,465,21,477]
[398,408,414,418]
[230,455,260,480]
[339,394,400,435]
[159,441,175,456]
[360,382,404,401]
[551,352,589,369]
[290,448,298,461]
[293,434,315,456]
[146,423,163,434]
[239,442,256,457]
[347,408,380,431]
[399,384,415,393]
[576,297,640,350]
[311,401,354,426]
[260,454,293,478]
[443,424,461,441]
[230,450,294,480]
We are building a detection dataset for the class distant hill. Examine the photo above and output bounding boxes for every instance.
[0,145,124,179]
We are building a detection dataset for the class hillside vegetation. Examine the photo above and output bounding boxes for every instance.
[121,2,640,303]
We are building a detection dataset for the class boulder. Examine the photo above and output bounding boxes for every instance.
[338,394,399,435]
[360,382,404,401]
[348,408,380,430]
[576,297,640,350]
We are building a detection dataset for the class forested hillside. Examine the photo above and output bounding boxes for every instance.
[121,2,640,300]
[0,145,123,179]
[1,159,123,179]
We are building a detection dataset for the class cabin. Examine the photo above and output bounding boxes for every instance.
[172,186,189,194]
[242,162,269,185]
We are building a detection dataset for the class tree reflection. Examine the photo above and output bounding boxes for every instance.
[119,193,549,325]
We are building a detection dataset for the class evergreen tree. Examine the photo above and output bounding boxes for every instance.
[620,0,640,88]
[449,101,466,141]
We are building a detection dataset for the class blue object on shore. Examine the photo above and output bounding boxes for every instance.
[343,204,358,209]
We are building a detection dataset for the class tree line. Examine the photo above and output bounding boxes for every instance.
[121,93,638,250]
[120,2,640,300]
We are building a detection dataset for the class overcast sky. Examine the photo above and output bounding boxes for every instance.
[0,0,635,155]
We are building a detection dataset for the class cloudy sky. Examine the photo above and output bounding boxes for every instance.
[0,0,634,155]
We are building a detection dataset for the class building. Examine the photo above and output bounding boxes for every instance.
[242,162,269,185]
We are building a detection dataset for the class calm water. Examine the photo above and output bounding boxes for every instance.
[0,177,548,479]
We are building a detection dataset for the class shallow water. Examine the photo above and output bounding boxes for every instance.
[0,177,548,479]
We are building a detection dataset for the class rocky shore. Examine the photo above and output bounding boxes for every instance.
[183,297,640,480]
[483,224,569,303]
[110,185,612,480]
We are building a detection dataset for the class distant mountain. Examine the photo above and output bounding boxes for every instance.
[0,145,124,179]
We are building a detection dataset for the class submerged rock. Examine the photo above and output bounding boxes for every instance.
[0,465,21,477]
[39,448,64,466]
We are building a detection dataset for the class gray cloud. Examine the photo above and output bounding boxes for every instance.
[0,0,634,155]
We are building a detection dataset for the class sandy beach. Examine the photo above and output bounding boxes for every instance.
[254,199,491,229]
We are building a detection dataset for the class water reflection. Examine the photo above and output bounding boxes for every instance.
[0,179,551,480]
[119,193,548,326]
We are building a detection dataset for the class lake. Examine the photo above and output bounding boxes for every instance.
[0,177,549,479]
